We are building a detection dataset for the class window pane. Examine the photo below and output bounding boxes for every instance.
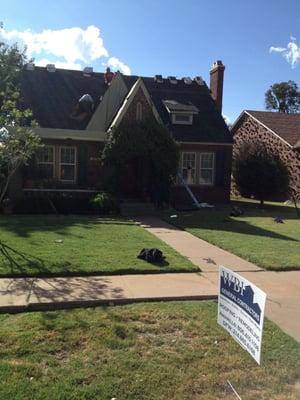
[60,165,75,181]
[182,153,196,184]
[199,169,213,185]
[183,153,195,169]
[201,153,213,168]
[136,102,143,122]
[183,168,195,184]
[175,114,190,122]
[61,147,75,164]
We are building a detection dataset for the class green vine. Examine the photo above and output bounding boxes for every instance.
[102,119,179,204]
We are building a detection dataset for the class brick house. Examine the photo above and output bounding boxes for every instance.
[11,61,233,206]
[232,110,300,197]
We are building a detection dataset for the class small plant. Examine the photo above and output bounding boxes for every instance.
[90,192,119,215]
[1,197,12,214]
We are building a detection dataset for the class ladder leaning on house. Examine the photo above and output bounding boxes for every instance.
[177,172,201,209]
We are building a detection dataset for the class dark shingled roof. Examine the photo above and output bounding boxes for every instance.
[20,66,232,144]
[162,100,199,113]
[140,76,232,143]
[121,75,232,143]
[246,110,300,147]
[20,66,108,130]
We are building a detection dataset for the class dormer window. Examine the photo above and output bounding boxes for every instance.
[136,102,143,122]
[172,113,193,125]
[163,99,198,125]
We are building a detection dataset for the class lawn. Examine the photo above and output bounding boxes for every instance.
[163,200,300,271]
[0,301,299,400]
[0,216,198,277]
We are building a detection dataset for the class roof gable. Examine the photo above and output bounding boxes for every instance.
[108,77,162,130]
[244,111,300,147]
[87,72,128,131]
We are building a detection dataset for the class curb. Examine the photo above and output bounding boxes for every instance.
[0,294,218,314]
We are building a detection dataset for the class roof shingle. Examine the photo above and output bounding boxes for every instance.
[246,110,300,147]
[20,66,232,144]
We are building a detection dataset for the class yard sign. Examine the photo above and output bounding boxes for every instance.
[218,266,266,364]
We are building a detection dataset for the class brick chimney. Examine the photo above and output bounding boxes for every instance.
[210,60,225,112]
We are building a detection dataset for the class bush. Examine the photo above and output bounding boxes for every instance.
[13,191,119,215]
[89,192,119,215]
[233,142,290,205]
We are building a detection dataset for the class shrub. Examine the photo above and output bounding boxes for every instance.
[89,192,119,215]
[233,142,290,205]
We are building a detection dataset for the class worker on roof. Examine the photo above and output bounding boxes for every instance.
[104,67,114,85]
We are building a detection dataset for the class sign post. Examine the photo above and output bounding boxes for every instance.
[218,266,266,364]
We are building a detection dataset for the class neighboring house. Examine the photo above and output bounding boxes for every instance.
[11,60,233,206]
[232,110,300,196]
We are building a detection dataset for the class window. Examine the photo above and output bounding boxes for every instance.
[172,113,193,125]
[36,146,54,179]
[136,102,143,122]
[182,152,196,184]
[199,153,215,185]
[59,146,76,182]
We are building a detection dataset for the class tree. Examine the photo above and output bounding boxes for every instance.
[233,142,290,206]
[265,81,300,113]
[0,27,40,206]
[102,119,179,205]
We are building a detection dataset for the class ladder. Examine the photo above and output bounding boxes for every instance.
[177,173,201,209]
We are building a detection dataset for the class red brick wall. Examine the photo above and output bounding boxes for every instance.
[120,87,154,126]
[119,88,233,205]
[22,139,106,190]
[171,143,232,205]
[233,113,300,196]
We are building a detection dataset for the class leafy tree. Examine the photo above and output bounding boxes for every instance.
[265,81,300,113]
[0,26,40,206]
[233,142,290,206]
[102,119,179,205]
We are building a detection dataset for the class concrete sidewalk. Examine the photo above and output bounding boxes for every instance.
[0,273,217,312]
[0,270,299,341]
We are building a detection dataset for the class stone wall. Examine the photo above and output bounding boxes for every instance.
[233,113,300,196]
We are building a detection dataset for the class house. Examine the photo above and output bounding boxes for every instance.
[10,61,233,207]
[232,110,300,197]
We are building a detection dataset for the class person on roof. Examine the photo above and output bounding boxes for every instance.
[104,67,114,85]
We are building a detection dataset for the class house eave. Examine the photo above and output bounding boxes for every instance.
[177,141,233,146]
[34,127,106,142]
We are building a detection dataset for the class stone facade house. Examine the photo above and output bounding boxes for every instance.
[231,110,300,197]
[10,61,233,207]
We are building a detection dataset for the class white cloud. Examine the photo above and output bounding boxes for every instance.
[35,58,82,70]
[270,36,300,68]
[107,56,131,75]
[223,114,231,125]
[0,25,131,74]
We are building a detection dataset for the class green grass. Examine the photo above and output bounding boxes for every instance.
[163,200,300,271]
[0,216,198,277]
[0,301,299,400]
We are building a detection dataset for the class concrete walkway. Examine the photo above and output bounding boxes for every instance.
[0,216,299,342]
[138,217,262,273]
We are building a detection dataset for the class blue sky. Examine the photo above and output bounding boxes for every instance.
[1,0,300,123]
